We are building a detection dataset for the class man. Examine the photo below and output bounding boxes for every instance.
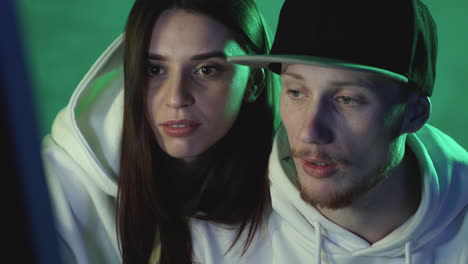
[228,0,468,263]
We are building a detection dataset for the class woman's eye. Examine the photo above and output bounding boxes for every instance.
[335,96,363,105]
[147,64,165,76]
[286,89,305,98]
[195,66,219,77]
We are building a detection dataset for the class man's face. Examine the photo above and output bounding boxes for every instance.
[280,64,409,209]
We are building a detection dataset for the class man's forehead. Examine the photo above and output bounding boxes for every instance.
[280,63,400,89]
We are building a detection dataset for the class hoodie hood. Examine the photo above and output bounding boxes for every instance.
[269,124,468,262]
[50,34,125,197]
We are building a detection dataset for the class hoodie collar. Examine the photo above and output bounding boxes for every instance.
[269,124,463,259]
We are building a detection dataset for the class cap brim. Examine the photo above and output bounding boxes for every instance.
[228,55,408,83]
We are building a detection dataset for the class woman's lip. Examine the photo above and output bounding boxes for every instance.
[160,120,200,137]
[160,119,200,126]
[301,159,339,179]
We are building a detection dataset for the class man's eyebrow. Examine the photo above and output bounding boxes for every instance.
[330,81,371,87]
[330,76,388,88]
[282,71,305,81]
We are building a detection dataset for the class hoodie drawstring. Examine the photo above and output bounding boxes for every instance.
[313,221,322,264]
[405,241,412,264]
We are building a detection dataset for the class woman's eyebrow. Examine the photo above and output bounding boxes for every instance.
[146,51,226,61]
[191,51,226,60]
[147,53,166,60]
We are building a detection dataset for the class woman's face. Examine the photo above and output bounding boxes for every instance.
[146,9,250,163]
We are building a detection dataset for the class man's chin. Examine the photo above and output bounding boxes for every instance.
[297,173,368,210]
[299,184,354,210]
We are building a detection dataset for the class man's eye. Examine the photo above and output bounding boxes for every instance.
[335,96,363,105]
[147,64,165,76]
[286,89,305,98]
[195,66,219,77]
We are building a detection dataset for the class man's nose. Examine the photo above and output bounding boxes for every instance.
[297,100,333,145]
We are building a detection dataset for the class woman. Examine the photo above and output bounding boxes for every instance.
[42,0,279,263]
[119,0,281,263]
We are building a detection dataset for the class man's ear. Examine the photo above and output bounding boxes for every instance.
[401,93,431,133]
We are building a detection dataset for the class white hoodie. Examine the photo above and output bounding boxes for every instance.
[192,124,468,264]
[266,124,468,264]
[42,32,468,263]
[42,34,269,264]
[42,35,124,263]
[42,33,271,264]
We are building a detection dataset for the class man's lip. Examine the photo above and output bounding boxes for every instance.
[160,119,200,126]
[300,158,340,178]
[301,157,336,165]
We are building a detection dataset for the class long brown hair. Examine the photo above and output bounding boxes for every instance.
[117,0,279,263]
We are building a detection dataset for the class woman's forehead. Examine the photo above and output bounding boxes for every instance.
[148,9,233,55]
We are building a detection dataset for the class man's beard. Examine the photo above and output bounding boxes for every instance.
[292,147,397,210]
[298,164,389,210]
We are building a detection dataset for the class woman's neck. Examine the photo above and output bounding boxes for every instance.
[159,152,211,215]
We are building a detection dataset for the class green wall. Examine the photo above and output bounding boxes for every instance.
[18,0,468,149]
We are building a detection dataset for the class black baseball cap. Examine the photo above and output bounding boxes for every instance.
[229,0,438,96]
